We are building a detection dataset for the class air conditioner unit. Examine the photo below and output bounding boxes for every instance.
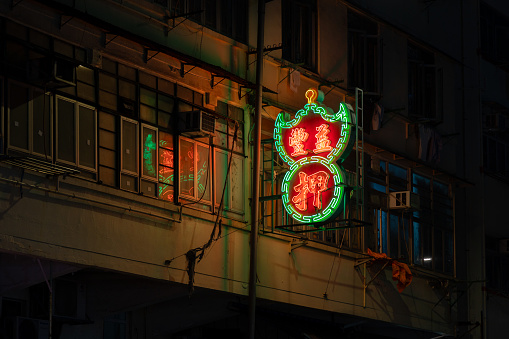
[388,191,419,209]
[499,239,509,254]
[27,56,76,88]
[179,110,216,138]
[4,317,49,339]
[53,279,87,321]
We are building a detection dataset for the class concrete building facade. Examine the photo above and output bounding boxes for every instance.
[0,0,505,338]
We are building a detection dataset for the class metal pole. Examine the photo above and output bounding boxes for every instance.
[248,0,265,338]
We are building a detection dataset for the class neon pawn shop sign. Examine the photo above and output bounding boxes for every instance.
[274,88,355,223]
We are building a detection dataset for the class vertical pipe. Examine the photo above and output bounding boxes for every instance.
[248,0,265,338]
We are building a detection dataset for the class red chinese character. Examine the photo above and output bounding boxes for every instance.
[292,171,330,211]
[313,124,333,154]
[289,128,309,156]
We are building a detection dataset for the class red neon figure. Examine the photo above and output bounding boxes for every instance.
[313,124,333,154]
[289,128,309,156]
[292,171,330,211]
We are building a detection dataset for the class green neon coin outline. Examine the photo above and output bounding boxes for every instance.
[281,157,346,224]
[273,102,353,167]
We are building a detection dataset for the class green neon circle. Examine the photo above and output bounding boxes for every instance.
[281,158,346,224]
[274,102,353,167]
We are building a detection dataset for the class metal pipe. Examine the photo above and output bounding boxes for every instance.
[248,0,265,338]
[0,176,182,223]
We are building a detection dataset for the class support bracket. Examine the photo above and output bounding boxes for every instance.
[211,74,228,89]
[144,49,160,63]
[104,33,119,47]
[238,85,253,100]
[180,62,197,78]
[10,0,24,9]
[60,15,74,29]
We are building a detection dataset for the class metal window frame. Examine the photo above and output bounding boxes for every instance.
[140,123,159,181]
[120,116,140,177]
[76,101,98,172]
[179,136,211,204]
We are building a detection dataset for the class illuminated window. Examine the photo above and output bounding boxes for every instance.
[348,10,379,94]
[179,137,211,206]
[282,0,317,71]
[411,173,453,274]
[158,131,174,202]
[368,159,454,275]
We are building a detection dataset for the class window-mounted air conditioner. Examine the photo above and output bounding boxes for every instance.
[179,110,216,138]
[388,191,419,209]
[4,317,49,339]
[27,56,76,88]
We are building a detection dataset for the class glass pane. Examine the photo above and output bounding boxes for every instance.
[389,214,399,258]
[230,155,244,212]
[215,151,228,206]
[159,183,174,202]
[9,83,29,150]
[122,120,137,173]
[159,166,174,186]
[159,149,174,167]
[228,105,244,122]
[78,106,96,169]
[159,131,173,150]
[158,94,174,112]
[177,84,193,102]
[119,80,136,100]
[196,144,211,201]
[158,78,175,95]
[140,88,156,107]
[179,139,194,197]
[118,63,136,80]
[139,72,156,88]
[381,210,387,253]
[434,228,444,272]
[140,104,156,124]
[57,98,75,163]
[76,65,95,85]
[158,111,171,130]
[413,221,421,265]
[99,72,117,92]
[142,127,157,178]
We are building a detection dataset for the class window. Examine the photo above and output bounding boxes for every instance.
[169,0,248,43]
[214,149,244,213]
[348,10,379,93]
[482,102,509,178]
[480,2,509,68]
[158,131,174,202]
[408,42,442,121]
[369,158,454,275]
[179,137,211,205]
[7,82,52,158]
[56,96,96,171]
[282,0,317,71]
[103,313,126,339]
[412,174,453,274]
[120,117,139,192]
